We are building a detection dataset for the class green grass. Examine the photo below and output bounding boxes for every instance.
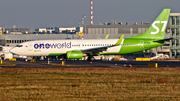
[0,68,180,100]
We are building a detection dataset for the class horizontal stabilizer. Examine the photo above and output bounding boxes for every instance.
[153,38,173,42]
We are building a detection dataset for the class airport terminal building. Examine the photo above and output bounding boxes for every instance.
[0,14,175,59]
[170,13,180,58]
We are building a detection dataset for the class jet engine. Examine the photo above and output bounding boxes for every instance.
[4,53,13,60]
[66,51,83,59]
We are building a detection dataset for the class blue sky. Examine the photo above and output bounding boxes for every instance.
[0,0,179,30]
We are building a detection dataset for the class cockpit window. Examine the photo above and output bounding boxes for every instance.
[16,45,23,47]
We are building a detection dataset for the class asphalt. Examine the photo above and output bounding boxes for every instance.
[1,60,180,68]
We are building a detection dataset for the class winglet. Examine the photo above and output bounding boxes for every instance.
[105,34,109,39]
[114,35,124,46]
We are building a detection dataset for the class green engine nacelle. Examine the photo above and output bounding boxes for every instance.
[67,51,83,59]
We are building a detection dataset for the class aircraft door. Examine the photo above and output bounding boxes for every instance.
[140,40,144,49]
[21,47,25,53]
[28,43,33,51]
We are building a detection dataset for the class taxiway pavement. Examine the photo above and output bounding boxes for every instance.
[1,60,180,68]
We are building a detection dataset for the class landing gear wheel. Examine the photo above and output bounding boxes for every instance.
[88,56,95,61]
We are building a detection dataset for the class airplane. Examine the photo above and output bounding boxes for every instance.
[0,34,109,61]
[10,9,171,61]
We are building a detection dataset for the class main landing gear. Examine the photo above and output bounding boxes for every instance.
[87,56,95,61]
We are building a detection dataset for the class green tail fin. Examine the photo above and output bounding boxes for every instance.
[130,9,171,39]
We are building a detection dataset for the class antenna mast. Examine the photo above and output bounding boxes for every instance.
[91,0,93,25]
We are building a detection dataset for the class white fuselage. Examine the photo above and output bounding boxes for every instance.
[10,39,122,56]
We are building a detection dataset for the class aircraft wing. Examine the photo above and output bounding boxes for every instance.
[80,46,112,54]
[76,35,124,54]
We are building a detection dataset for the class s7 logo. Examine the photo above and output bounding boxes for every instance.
[151,21,167,34]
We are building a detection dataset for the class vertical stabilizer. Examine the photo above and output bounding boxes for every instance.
[130,9,171,39]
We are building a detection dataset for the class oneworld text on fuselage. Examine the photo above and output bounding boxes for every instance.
[34,42,71,49]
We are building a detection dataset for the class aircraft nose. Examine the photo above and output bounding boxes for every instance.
[10,48,16,54]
